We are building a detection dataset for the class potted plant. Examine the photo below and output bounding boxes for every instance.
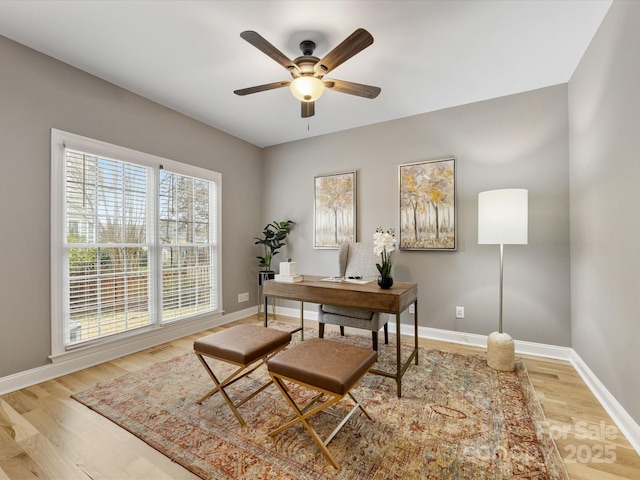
[373,227,396,289]
[254,220,295,285]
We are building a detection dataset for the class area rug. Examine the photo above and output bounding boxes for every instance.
[72,323,568,479]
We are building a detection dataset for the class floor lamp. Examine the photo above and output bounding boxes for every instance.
[478,189,528,371]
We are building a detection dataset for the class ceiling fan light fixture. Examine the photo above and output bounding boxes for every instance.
[290,76,325,102]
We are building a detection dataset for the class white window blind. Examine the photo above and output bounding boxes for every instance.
[51,129,221,354]
[65,150,153,344]
[159,170,218,320]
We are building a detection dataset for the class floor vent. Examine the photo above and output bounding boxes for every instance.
[147,344,176,355]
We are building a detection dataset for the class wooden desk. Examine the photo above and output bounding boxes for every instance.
[263,275,418,397]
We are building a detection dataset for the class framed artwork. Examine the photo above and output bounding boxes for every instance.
[399,157,456,251]
[314,171,356,249]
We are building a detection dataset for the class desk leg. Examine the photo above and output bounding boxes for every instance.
[264,295,268,327]
[396,312,402,397]
[414,299,419,365]
[300,301,304,340]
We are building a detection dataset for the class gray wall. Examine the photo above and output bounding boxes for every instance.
[263,85,571,347]
[569,0,640,423]
[0,35,263,377]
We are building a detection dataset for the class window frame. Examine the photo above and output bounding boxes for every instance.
[51,129,222,358]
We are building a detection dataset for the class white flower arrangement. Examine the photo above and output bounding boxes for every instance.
[373,227,396,277]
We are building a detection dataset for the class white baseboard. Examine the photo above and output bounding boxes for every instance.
[411,324,575,361]
[569,351,640,455]
[0,306,256,396]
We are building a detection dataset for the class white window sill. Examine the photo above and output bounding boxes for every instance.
[49,311,223,366]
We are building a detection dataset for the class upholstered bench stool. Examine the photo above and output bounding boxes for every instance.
[267,338,377,469]
[194,324,291,426]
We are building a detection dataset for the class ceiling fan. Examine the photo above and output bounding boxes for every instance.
[234,28,381,118]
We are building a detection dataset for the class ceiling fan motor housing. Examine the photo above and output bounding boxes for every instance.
[292,40,321,78]
[299,40,316,56]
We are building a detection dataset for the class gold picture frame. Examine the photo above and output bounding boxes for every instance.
[314,171,356,249]
[399,158,456,251]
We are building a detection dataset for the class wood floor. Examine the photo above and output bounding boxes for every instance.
[1,314,638,479]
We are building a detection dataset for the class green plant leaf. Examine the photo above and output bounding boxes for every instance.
[254,220,295,270]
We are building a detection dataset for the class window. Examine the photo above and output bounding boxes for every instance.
[158,171,218,321]
[51,129,221,356]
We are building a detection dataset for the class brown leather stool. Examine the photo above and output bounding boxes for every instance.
[194,324,291,426]
[267,338,377,469]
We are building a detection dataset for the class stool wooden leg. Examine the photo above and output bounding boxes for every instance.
[349,390,372,420]
[269,374,341,469]
[323,391,371,447]
[195,353,247,426]
[194,345,287,427]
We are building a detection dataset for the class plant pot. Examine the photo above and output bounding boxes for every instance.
[258,271,275,286]
[377,275,393,289]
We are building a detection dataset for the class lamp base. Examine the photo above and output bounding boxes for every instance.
[487,331,515,371]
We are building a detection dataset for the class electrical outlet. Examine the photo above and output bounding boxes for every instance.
[455,306,464,319]
[238,292,249,303]
[408,304,415,314]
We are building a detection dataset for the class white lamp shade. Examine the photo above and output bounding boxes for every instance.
[290,76,325,102]
[478,189,528,245]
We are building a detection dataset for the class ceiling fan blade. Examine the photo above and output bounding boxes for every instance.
[234,81,290,96]
[240,31,300,75]
[301,101,315,118]
[314,28,374,76]
[324,79,381,99]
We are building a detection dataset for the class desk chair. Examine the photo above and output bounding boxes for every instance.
[317,242,389,350]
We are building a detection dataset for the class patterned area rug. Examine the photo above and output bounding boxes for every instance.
[73,323,568,479]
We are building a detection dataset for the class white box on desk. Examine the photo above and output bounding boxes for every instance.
[279,261,298,276]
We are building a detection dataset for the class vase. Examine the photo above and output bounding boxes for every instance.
[377,275,393,289]
[258,271,275,285]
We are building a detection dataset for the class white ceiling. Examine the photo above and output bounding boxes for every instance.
[0,0,611,148]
